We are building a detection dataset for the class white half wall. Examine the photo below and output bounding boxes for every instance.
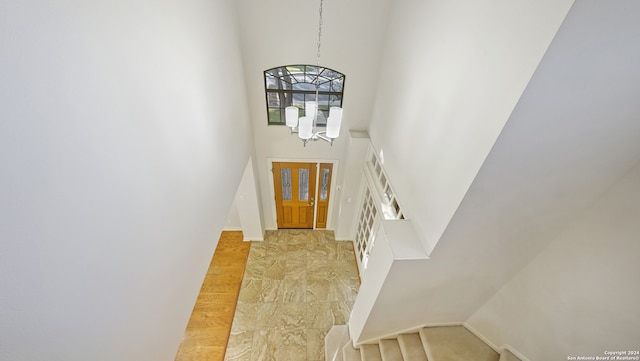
[224,200,242,231]
[467,161,640,360]
[234,158,265,241]
[0,1,252,360]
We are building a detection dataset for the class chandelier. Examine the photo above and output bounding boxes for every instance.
[285,0,343,146]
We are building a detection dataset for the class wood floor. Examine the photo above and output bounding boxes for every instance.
[175,231,251,361]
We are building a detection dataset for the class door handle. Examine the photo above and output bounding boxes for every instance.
[309,201,315,206]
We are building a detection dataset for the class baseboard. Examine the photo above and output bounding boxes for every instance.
[422,321,465,329]
[499,344,531,361]
[461,323,530,361]
[462,322,499,352]
[223,226,243,231]
[243,237,263,242]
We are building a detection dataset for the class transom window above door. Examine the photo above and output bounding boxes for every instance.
[264,65,345,126]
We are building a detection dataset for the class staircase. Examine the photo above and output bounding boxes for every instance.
[327,325,523,361]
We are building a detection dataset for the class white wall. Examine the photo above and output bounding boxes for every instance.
[467,161,640,360]
[334,131,371,240]
[368,0,574,252]
[0,1,252,360]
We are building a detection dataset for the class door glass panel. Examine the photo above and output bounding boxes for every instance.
[320,168,330,200]
[298,168,309,201]
[281,168,292,200]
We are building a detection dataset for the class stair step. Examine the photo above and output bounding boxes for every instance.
[420,326,499,361]
[343,342,362,361]
[361,344,383,361]
[379,339,403,361]
[397,333,428,361]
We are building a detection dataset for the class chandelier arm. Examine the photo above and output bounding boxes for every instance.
[315,133,335,145]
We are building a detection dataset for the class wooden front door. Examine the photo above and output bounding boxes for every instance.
[273,162,317,229]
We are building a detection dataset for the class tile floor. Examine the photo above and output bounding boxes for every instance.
[224,230,360,361]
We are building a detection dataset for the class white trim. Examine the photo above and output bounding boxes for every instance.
[498,344,531,361]
[222,226,243,231]
[463,322,531,361]
[461,322,499,352]
[325,161,339,229]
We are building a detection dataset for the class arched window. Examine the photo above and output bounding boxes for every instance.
[264,65,345,125]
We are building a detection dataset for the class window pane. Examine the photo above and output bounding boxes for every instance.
[292,82,315,91]
[292,95,304,110]
[392,199,400,214]
[282,92,294,107]
[305,93,317,102]
[331,79,343,92]
[318,94,329,110]
[268,108,282,124]
[292,72,306,83]
[267,92,280,107]
[306,65,320,76]
[317,78,331,91]
[329,94,342,107]
[384,185,394,202]
[380,172,387,187]
[281,168,292,200]
[321,68,339,79]
[280,78,293,89]
[320,168,330,200]
[265,74,277,89]
[317,110,327,125]
[298,168,309,201]
[286,65,304,73]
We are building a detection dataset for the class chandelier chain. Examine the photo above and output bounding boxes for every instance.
[313,0,324,129]
[317,0,323,64]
